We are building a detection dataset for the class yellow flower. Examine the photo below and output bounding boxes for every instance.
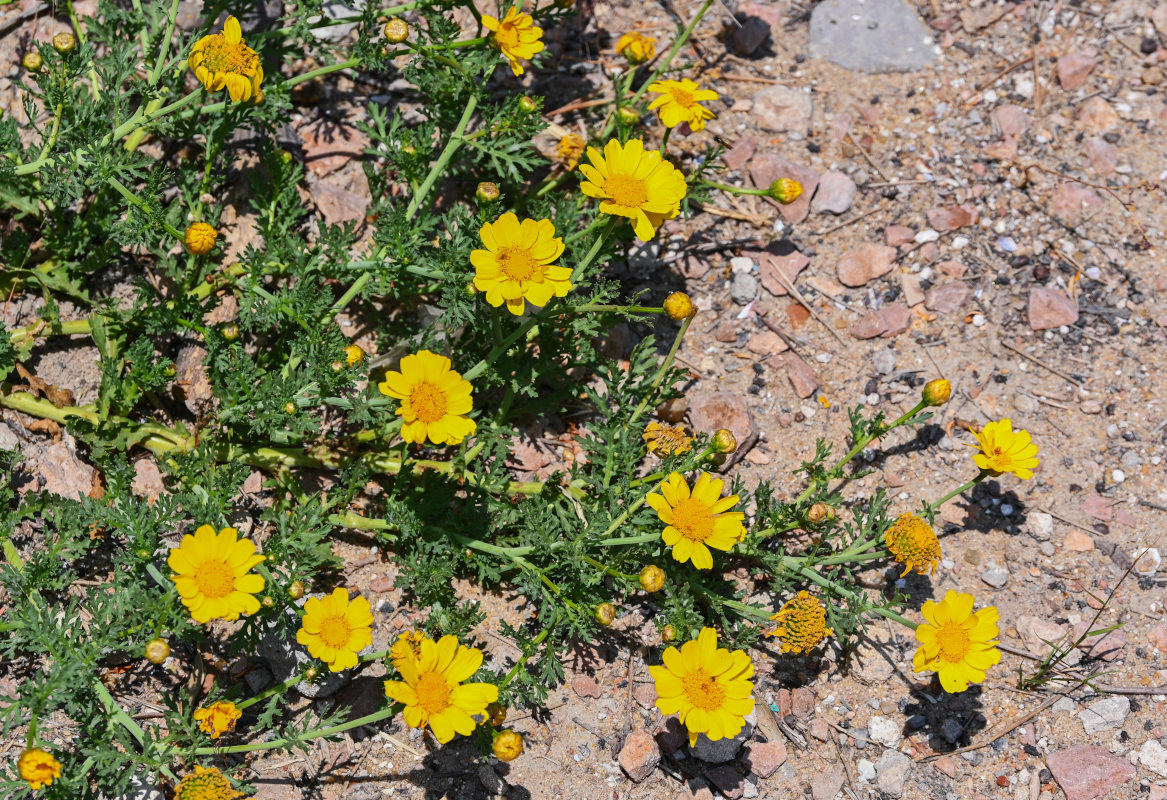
[616,31,656,64]
[643,421,692,456]
[884,513,941,577]
[767,591,832,654]
[650,627,755,746]
[970,418,1039,479]
[482,7,544,76]
[647,79,718,131]
[579,139,688,241]
[174,766,243,800]
[383,634,499,743]
[184,222,218,255]
[168,525,265,624]
[556,133,586,170]
[663,291,694,320]
[646,472,746,569]
[912,590,1001,693]
[188,16,263,102]
[194,700,242,739]
[296,588,374,672]
[378,350,476,446]
[493,730,525,761]
[343,344,365,366]
[390,630,427,670]
[18,748,61,791]
[471,213,572,316]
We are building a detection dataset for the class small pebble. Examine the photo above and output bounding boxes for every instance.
[915,229,940,243]
[972,314,985,326]
[1112,469,1125,484]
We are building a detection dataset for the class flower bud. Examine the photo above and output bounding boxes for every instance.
[487,702,507,726]
[22,52,43,72]
[401,144,417,156]
[493,730,524,762]
[284,402,296,414]
[638,565,665,593]
[616,106,640,126]
[768,178,803,205]
[344,344,365,366]
[304,666,319,681]
[136,548,151,559]
[331,360,344,372]
[278,149,294,164]
[184,222,218,255]
[661,624,676,642]
[52,33,76,54]
[663,291,694,321]
[922,378,952,407]
[594,602,616,626]
[144,638,170,664]
[261,595,274,608]
[712,429,737,454]
[518,95,539,114]
[288,580,305,600]
[221,323,240,341]
[807,502,831,524]
[384,18,409,43]
[476,181,501,204]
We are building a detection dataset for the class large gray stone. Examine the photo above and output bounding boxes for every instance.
[875,750,913,798]
[810,0,936,73]
[691,708,757,763]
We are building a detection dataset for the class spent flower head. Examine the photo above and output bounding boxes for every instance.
[174,766,243,800]
[616,31,656,64]
[194,700,242,739]
[18,748,61,791]
[767,591,833,654]
[884,513,941,577]
[189,16,263,102]
[643,421,692,456]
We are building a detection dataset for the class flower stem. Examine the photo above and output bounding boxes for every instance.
[702,179,769,197]
[627,315,692,428]
[193,707,398,755]
[924,471,989,516]
[405,93,479,220]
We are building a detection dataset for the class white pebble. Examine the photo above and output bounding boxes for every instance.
[1112,469,1126,483]
[915,229,940,243]
[952,236,969,249]
[1085,267,1101,280]
[866,393,880,405]
[972,314,986,326]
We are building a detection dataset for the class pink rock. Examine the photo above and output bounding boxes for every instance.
[992,104,1029,138]
[1046,745,1135,800]
[851,309,887,339]
[885,225,916,247]
[751,86,813,135]
[743,741,788,778]
[1028,287,1079,330]
[901,274,925,306]
[571,674,602,699]
[937,260,967,278]
[811,765,846,800]
[925,283,970,314]
[1083,492,1114,521]
[1077,96,1120,133]
[722,135,757,171]
[1049,182,1104,225]
[618,729,661,782]
[706,765,744,799]
[37,440,97,501]
[880,304,911,337]
[1086,138,1118,175]
[632,683,658,709]
[836,243,897,287]
[746,330,788,355]
[783,353,820,399]
[1057,49,1097,91]
[752,242,811,297]
[792,687,815,720]
[811,170,857,215]
[131,458,166,501]
[296,116,369,178]
[983,138,1019,161]
[1073,624,1127,662]
[934,756,957,778]
[749,155,819,223]
[736,1,784,28]
[926,204,979,232]
[1063,530,1095,552]
[311,169,372,225]
[1149,623,1167,654]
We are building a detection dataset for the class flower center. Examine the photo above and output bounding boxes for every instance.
[498,247,540,282]
[935,622,971,663]
[201,37,259,76]
[604,173,648,208]
[494,22,521,49]
[409,381,448,423]
[318,614,351,649]
[671,497,716,542]
[193,559,234,599]
[415,671,453,715]
[681,668,726,711]
[670,87,695,108]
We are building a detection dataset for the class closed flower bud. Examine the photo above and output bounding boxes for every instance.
[22,52,43,72]
[144,638,170,664]
[518,95,539,113]
[712,428,737,454]
[136,548,151,559]
[617,106,640,126]
[288,580,305,600]
[344,344,365,366]
[638,565,665,593]
[384,18,409,43]
[304,666,319,680]
[807,502,831,524]
[331,360,344,372]
[284,402,296,414]
[661,624,677,642]
[401,144,417,156]
[922,378,952,407]
[476,181,501,204]
[52,33,76,54]
[663,291,694,321]
[261,595,274,608]
[184,222,218,255]
[594,602,617,626]
[278,149,294,164]
[768,178,803,205]
[493,730,524,762]
[487,702,507,726]
[221,323,240,341]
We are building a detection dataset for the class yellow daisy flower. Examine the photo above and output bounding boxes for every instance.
[377,350,477,446]
[767,591,833,654]
[383,634,499,743]
[647,79,718,131]
[188,16,263,102]
[174,766,243,800]
[471,213,572,316]
[650,627,755,746]
[912,590,1001,693]
[616,31,656,64]
[646,472,745,570]
[194,700,242,739]
[18,748,61,791]
[884,513,942,577]
[969,418,1039,479]
[482,7,544,76]
[296,588,374,672]
[579,138,688,241]
[390,630,427,670]
[642,421,692,456]
[168,525,265,624]
[556,133,586,170]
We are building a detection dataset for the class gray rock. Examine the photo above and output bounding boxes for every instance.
[1027,512,1054,541]
[875,749,913,798]
[731,15,771,55]
[1052,697,1076,715]
[857,759,877,781]
[871,350,897,376]
[731,271,759,305]
[0,423,18,452]
[811,171,857,215]
[1132,739,1167,777]
[1079,696,1130,735]
[980,562,1009,588]
[691,709,756,763]
[257,601,353,699]
[868,716,901,747]
[477,763,507,795]
[960,750,983,766]
[809,0,936,73]
[309,0,366,42]
[940,717,963,744]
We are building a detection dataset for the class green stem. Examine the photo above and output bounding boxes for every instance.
[193,707,398,754]
[627,315,691,428]
[65,0,101,97]
[702,179,769,197]
[106,176,185,240]
[147,0,182,86]
[797,566,918,629]
[286,58,360,89]
[405,93,478,220]
[924,471,989,516]
[573,304,662,314]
